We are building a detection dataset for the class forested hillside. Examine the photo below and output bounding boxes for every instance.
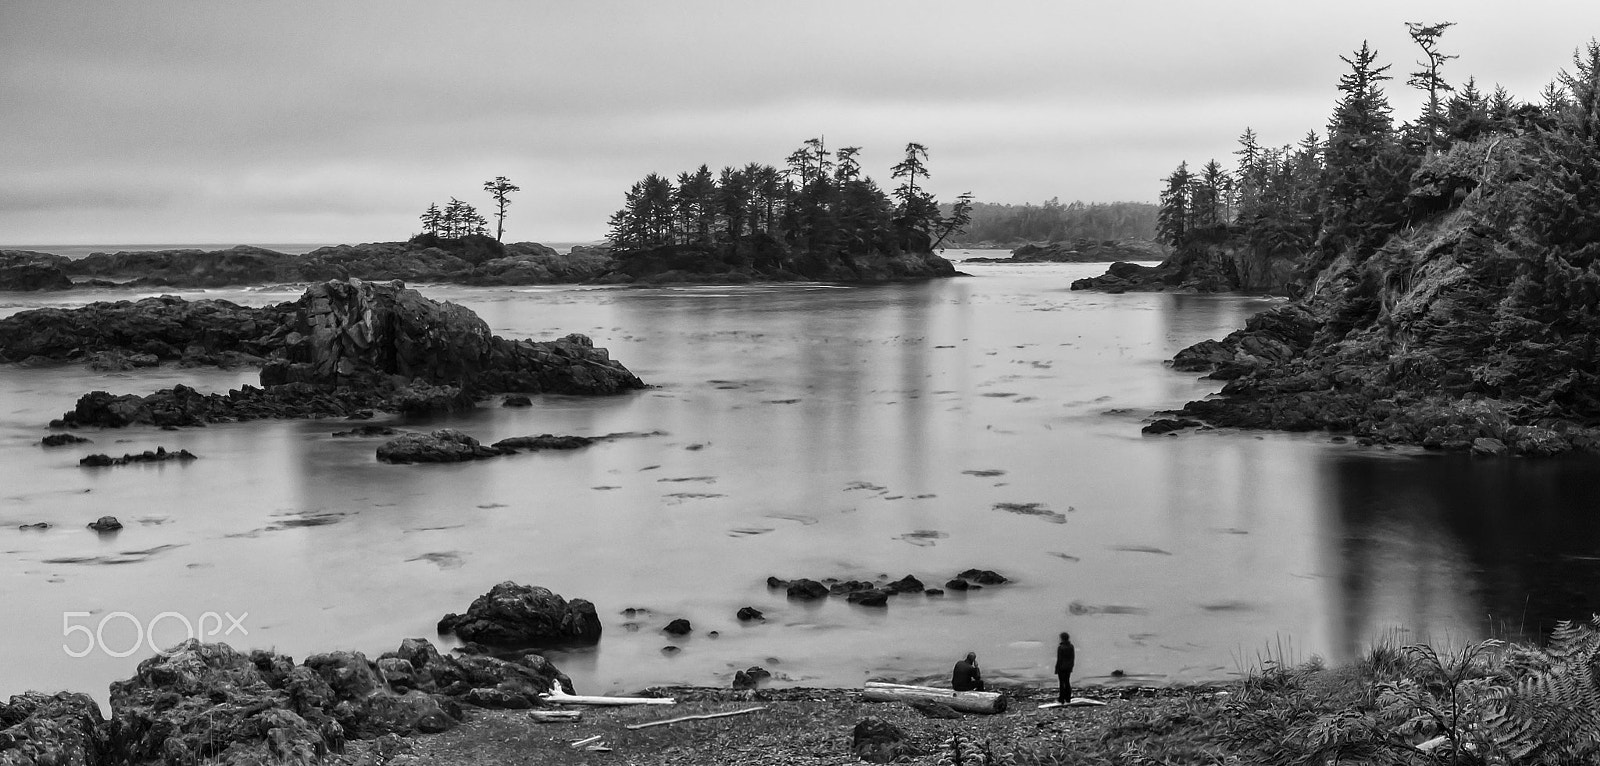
[1122,27,1600,455]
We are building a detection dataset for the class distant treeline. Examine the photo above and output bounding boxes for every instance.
[945,200,1158,245]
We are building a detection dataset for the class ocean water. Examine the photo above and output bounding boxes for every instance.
[2,252,1598,708]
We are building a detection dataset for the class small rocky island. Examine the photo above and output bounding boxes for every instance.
[0,277,643,427]
[597,139,968,283]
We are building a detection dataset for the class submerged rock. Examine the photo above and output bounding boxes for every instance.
[376,429,503,464]
[437,582,602,646]
[86,516,123,531]
[40,433,92,447]
[78,446,198,467]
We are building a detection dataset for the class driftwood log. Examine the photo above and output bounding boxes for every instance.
[529,710,582,723]
[861,682,1008,714]
[543,682,676,706]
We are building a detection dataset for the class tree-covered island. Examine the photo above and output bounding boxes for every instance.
[601,138,972,282]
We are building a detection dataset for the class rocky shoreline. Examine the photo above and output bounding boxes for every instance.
[0,235,965,292]
[0,579,1200,765]
[0,278,644,429]
[1146,227,1600,455]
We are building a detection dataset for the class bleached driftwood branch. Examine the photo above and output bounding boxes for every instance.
[624,706,768,730]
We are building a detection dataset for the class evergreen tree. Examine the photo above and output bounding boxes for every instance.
[1322,41,1413,256]
[482,176,520,242]
[1406,21,1458,151]
[1156,162,1193,247]
[419,203,442,236]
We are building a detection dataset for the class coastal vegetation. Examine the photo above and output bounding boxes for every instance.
[945,200,1158,247]
[418,176,522,243]
[602,139,970,281]
[1078,25,1600,456]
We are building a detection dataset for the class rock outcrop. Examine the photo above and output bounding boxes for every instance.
[1070,236,1304,294]
[1157,135,1600,455]
[962,238,1165,264]
[10,279,645,428]
[0,636,576,764]
[437,582,602,646]
[0,250,74,291]
[57,237,615,289]
[0,294,287,365]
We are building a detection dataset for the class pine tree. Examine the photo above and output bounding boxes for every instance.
[1406,21,1458,151]
[1156,162,1193,247]
[1322,42,1413,256]
[482,176,520,242]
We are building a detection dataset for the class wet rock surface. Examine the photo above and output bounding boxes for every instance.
[78,446,198,467]
[8,279,644,429]
[1155,209,1600,455]
[0,250,74,291]
[437,582,602,646]
[1070,237,1303,294]
[769,571,1004,604]
[0,636,573,765]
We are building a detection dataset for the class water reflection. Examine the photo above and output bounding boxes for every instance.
[1324,452,1600,658]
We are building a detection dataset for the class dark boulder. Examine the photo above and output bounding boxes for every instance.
[86,516,123,532]
[883,575,925,594]
[501,395,532,407]
[437,582,601,646]
[846,589,890,607]
[662,619,692,636]
[40,433,92,447]
[491,434,593,452]
[785,579,828,600]
[957,569,1009,585]
[736,607,765,622]
[376,429,503,464]
[0,250,74,291]
[731,666,772,690]
[828,580,875,596]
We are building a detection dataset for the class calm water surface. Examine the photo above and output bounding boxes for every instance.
[2,253,1598,706]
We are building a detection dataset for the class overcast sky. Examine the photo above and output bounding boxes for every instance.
[3,1,1596,246]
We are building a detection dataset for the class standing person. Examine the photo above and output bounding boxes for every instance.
[1055,632,1076,704]
[952,652,985,691]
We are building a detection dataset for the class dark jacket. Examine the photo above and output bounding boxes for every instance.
[952,659,984,691]
[1055,640,1075,675]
